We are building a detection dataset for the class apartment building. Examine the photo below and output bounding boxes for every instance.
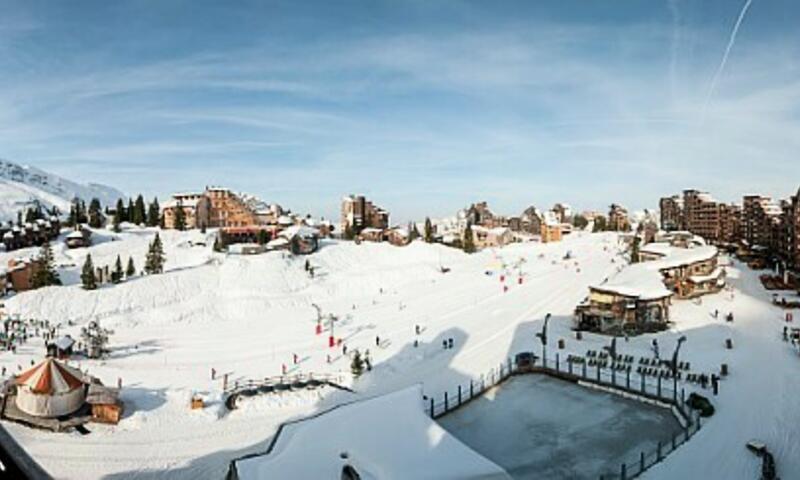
[162,193,212,230]
[608,204,631,232]
[659,195,684,231]
[341,195,389,236]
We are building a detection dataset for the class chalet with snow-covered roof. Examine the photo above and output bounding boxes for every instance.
[576,243,724,334]
[385,227,411,247]
[7,257,42,292]
[471,226,513,249]
[540,211,562,243]
[279,225,320,254]
[65,227,92,249]
[358,227,384,243]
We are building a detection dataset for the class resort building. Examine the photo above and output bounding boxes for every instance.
[608,204,631,232]
[7,257,42,292]
[471,226,513,249]
[162,193,211,230]
[341,195,389,237]
[206,187,260,228]
[575,243,723,334]
[552,203,573,223]
[540,211,562,243]
[659,195,684,231]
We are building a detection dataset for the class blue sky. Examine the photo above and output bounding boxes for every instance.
[1,0,799,222]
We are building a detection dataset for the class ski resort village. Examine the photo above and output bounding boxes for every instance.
[4,2,800,479]
[0,160,796,480]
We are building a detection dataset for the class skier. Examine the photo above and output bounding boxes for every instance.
[211,367,216,380]
[375,336,380,347]
[293,353,299,364]
[448,338,454,349]
[342,344,348,356]
[442,339,448,350]
[415,324,421,335]
[651,339,660,360]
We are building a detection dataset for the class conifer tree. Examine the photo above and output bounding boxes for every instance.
[147,198,160,227]
[463,222,476,254]
[173,202,186,231]
[350,350,365,377]
[133,195,146,225]
[88,198,104,228]
[145,233,165,274]
[81,254,97,290]
[112,255,124,283]
[127,198,135,223]
[126,257,136,278]
[112,209,122,233]
[424,217,434,243]
[31,241,61,288]
[115,199,126,223]
[630,236,641,264]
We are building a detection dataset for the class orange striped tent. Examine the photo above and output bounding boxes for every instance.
[15,358,86,417]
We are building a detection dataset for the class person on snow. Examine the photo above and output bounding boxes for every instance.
[651,339,660,360]
[448,338,454,349]
[375,336,380,347]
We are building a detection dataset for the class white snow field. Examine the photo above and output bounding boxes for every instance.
[0,228,797,479]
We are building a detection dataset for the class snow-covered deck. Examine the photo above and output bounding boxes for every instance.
[232,386,508,480]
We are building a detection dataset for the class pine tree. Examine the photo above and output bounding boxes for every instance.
[112,255,123,283]
[126,257,136,278]
[115,198,126,223]
[88,198,104,228]
[463,223,476,254]
[127,198,135,224]
[173,202,186,231]
[257,229,269,245]
[350,350,365,377]
[424,217,434,243]
[31,242,61,288]
[133,195,146,225]
[81,254,97,290]
[147,198,160,227]
[112,208,122,232]
[145,233,165,274]
[630,236,641,264]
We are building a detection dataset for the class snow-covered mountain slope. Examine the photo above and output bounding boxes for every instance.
[0,159,125,220]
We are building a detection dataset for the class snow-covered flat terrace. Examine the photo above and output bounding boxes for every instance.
[438,375,683,479]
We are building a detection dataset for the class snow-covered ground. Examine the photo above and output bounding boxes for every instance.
[0,228,798,479]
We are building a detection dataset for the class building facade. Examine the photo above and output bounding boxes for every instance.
[608,204,631,232]
[659,195,684,231]
[341,195,389,237]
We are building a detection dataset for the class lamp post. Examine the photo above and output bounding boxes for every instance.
[671,336,687,396]
[536,313,551,367]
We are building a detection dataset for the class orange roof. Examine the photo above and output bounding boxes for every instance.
[16,358,84,394]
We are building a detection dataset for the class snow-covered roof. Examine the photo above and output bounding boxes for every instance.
[267,237,290,247]
[593,263,673,300]
[54,335,75,351]
[279,225,319,240]
[542,211,560,227]
[277,215,293,226]
[66,230,85,239]
[689,267,725,284]
[361,227,383,234]
[232,386,506,480]
[594,245,719,300]
[162,197,201,209]
[228,243,264,254]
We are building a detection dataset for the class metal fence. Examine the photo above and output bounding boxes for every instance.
[428,352,704,480]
